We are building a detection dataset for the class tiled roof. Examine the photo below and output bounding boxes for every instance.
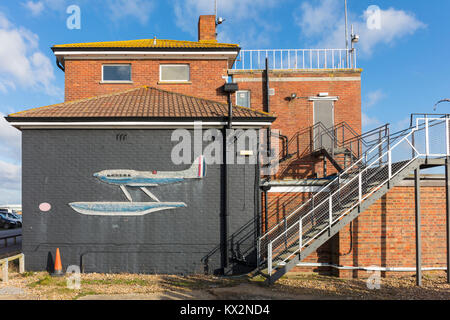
[7,86,274,121]
[52,39,239,49]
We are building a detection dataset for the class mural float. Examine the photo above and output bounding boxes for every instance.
[69,156,206,216]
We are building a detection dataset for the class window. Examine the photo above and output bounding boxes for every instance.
[236,90,251,108]
[160,64,190,82]
[102,64,131,82]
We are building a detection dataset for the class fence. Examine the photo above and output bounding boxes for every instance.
[233,49,357,70]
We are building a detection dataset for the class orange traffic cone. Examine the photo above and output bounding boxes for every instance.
[52,248,64,277]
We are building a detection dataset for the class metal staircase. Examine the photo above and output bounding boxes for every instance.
[275,121,390,178]
[258,115,450,284]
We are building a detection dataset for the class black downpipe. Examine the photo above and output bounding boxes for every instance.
[263,57,271,235]
[56,58,65,72]
[221,83,237,273]
[265,57,271,160]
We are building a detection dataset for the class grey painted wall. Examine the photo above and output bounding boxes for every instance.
[21,129,259,275]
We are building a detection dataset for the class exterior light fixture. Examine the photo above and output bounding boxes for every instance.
[290,93,297,100]
[216,17,225,25]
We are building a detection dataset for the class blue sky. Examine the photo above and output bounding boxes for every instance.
[0,0,449,204]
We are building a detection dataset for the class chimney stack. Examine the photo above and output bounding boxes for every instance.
[198,15,216,42]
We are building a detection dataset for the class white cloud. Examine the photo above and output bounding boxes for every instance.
[0,13,61,96]
[173,0,281,48]
[0,113,21,204]
[294,0,340,38]
[0,113,21,162]
[0,157,21,204]
[107,0,155,25]
[0,160,21,190]
[22,1,45,16]
[362,113,382,130]
[365,89,386,108]
[294,0,426,56]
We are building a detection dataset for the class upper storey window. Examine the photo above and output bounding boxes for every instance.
[160,64,190,82]
[102,64,132,82]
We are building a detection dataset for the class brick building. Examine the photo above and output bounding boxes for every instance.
[5,15,450,281]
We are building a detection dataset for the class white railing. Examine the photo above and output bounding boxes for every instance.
[264,117,450,275]
[233,49,357,71]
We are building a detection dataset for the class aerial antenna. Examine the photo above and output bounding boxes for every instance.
[345,0,349,68]
[214,0,225,26]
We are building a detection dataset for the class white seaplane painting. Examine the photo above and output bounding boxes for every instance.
[69,155,206,216]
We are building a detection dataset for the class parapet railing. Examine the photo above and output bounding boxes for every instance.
[232,48,357,71]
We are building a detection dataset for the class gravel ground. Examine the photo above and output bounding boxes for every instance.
[0,268,448,300]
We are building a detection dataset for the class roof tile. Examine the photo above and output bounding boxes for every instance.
[53,39,239,49]
[7,86,274,121]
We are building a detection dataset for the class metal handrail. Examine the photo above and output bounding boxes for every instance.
[233,48,356,70]
[260,120,425,264]
[260,122,390,242]
[265,117,450,274]
[0,232,21,248]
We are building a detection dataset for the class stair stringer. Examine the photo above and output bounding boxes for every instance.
[265,157,423,284]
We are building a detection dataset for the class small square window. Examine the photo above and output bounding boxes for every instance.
[102,65,131,82]
[160,64,190,82]
[236,90,251,108]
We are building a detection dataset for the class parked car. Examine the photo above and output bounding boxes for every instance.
[0,210,21,229]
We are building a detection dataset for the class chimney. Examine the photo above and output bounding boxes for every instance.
[198,15,216,42]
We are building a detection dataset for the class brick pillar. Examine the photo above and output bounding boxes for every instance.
[198,15,216,41]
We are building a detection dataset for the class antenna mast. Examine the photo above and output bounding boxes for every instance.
[345,0,349,68]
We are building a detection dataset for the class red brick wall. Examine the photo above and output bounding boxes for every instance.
[64,59,229,102]
[231,70,362,179]
[198,15,216,41]
[336,185,448,278]
[273,184,449,278]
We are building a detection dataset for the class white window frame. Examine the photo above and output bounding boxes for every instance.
[159,64,190,83]
[101,64,132,83]
[236,90,251,108]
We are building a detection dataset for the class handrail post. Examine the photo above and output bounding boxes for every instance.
[257,239,261,268]
[425,118,430,156]
[284,216,288,250]
[329,197,333,229]
[388,150,392,180]
[358,173,362,203]
[299,220,303,250]
[268,242,272,274]
[379,130,382,165]
[447,119,450,156]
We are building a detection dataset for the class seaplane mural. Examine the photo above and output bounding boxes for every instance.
[69,155,206,216]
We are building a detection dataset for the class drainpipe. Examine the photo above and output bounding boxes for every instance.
[55,58,65,72]
[263,57,271,233]
[222,82,238,273]
[265,57,271,159]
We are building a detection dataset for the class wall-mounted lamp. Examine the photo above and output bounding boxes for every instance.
[288,93,310,102]
[216,17,225,26]
[318,92,329,97]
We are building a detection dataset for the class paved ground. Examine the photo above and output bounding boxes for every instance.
[0,228,22,259]
[0,271,448,300]
[77,283,343,300]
